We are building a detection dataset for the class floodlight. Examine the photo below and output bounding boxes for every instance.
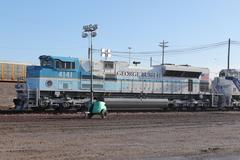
[101,53,105,57]
[101,48,106,53]
[83,25,88,30]
[93,24,98,30]
[91,32,97,37]
[82,32,88,38]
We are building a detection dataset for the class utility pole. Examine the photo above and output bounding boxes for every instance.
[159,40,168,65]
[150,57,152,67]
[227,38,231,70]
[158,40,168,94]
[128,47,132,65]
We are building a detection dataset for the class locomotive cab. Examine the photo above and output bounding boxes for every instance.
[212,69,240,108]
[39,55,77,71]
[39,55,54,68]
[17,55,85,110]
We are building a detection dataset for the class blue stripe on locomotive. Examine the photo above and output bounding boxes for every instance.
[27,55,89,79]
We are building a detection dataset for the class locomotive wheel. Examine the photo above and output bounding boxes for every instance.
[54,105,64,112]
[84,112,89,119]
[201,106,206,111]
[32,107,40,112]
[168,104,175,111]
[32,107,45,112]
[192,107,197,112]
[62,102,70,109]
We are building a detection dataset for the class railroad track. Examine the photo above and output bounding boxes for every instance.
[0,109,81,114]
[0,106,238,114]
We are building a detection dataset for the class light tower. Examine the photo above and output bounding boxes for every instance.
[82,24,98,104]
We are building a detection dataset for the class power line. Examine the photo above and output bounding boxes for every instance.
[165,41,227,54]
[92,41,231,66]
[231,41,240,45]
[0,41,235,54]
[92,40,236,67]
[164,44,227,56]
[93,41,229,56]
[93,52,159,63]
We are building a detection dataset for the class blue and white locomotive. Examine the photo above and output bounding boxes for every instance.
[15,55,211,111]
[212,69,240,108]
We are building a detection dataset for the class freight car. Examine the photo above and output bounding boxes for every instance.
[14,55,214,111]
[0,60,30,82]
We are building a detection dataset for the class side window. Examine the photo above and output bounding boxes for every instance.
[62,62,66,69]
[55,61,76,70]
[72,62,75,69]
[104,61,114,69]
[56,61,61,69]
[188,79,193,92]
[66,62,71,69]
[233,88,237,93]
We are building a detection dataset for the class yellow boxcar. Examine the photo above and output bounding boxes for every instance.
[0,61,31,82]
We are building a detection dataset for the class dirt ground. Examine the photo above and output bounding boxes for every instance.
[0,82,16,109]
[1,112,240,160]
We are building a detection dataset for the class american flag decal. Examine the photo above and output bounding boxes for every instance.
[201,73,209,80]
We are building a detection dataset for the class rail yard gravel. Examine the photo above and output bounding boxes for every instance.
[1,112,240,160]
[0,82,16,109]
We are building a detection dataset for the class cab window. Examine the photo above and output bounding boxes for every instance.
[55,60,76,70]
[56,61,61,69]
[41,60,53,68]
[219,71,225,77]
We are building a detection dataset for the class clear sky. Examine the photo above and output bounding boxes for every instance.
[0,0,240,77]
